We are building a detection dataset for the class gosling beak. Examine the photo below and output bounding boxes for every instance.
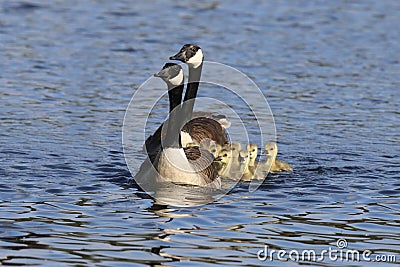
[214,156,222,162]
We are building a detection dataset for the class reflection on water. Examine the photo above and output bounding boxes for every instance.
[1,0,399,265]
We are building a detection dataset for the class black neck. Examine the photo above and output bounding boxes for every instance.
[163,83,185,148]
[182,62,203,124]
[168,83,184,113]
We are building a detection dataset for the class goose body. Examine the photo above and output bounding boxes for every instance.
[272,159,293,172]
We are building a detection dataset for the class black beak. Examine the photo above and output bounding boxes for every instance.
[154,69,168,79]
[169,52,186,62]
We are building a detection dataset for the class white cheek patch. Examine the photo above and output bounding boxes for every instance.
[187,49,203,68]
[168,69,184,86]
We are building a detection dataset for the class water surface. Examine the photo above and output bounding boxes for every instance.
[1,0,399,266]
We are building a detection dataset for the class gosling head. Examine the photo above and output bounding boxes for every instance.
[225,142,241,158]
[170,44,203,68]
[246,143,258,160]
[215,148,232,165]
[264,142,278,157]
[209,143,222,158]
[154,63,184,87]
[239,150,250,165]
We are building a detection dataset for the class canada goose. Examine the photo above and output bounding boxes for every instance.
[223,142,241,174]
[214,148,233,177]
[267,142,293,173]
[170,44,228,147]
[254,142,293,177]
[246,144,258,167]
[152,63,221,188]
[246,143,258,176]
[238,149,254,181]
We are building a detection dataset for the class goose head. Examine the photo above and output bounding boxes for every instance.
[170,44,203,68]
[215,148,233,165]
[208,143,222,158]
[246,143,258,163]
[154,63,184,87]
[264,142,278,157]
[224,142,241,158]
[238,150,250,165]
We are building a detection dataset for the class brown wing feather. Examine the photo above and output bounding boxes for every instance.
[183,117,228,146]
[184,146,219,184]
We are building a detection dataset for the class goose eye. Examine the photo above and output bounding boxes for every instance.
[252,149,256,152]
[224,154,227,157]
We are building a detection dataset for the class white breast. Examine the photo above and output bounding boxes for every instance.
[180,130,193,147]
[158,148,205,185]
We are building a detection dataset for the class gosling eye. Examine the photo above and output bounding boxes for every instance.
[252,149,256,152]
[223,154,227,157]
[211,149,216,153]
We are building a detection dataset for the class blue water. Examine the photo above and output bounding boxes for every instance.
[1,0,399,266]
